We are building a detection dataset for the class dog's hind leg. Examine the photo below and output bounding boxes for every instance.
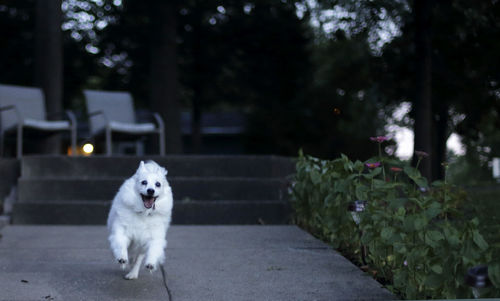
[124,253,145,280]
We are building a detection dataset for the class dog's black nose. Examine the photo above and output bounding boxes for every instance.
[147,188,155,196]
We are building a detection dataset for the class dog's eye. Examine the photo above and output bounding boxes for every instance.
[141,180,147,185]
[155,182,161,187]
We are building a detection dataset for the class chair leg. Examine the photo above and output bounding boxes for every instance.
[106,127,112,156]
[65,110,78,156]
[16,125,22,159]
[159,130,165,156]
[70,127,77,156]
[0,131,4,157]
[135,140,143,156]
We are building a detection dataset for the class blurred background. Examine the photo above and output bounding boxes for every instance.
[0,0,499,183]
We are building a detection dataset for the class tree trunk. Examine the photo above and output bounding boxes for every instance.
[432,103,448,180]
[150,1,183,154]
[35,0,63,154]
[413,0,433,180]
[191,5,203,153]
[191,92,202,153]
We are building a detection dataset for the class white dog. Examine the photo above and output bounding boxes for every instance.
[107,160,173,280]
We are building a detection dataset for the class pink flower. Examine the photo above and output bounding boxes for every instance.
[370,136,388,143]
[365,162,381,169]
[390,167,403,172]
[414,150,429,158]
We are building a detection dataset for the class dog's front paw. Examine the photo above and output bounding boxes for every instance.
[117,258,127,270]
[145,263,156,272]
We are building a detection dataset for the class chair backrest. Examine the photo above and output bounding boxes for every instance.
[0,84,46,131]
[83,89,136,135]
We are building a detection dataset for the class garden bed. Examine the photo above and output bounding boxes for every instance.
[290,144,500,299]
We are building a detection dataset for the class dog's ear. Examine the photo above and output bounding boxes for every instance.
[163,168,168,177]
[138,161,146,172]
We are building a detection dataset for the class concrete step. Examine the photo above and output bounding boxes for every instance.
[20,155,295,179]
[13,155,295,225]
[0,159,20,205]
[17,177,289,202]
[11,200,291,225]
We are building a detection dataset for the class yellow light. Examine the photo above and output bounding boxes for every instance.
[82,143,94,154]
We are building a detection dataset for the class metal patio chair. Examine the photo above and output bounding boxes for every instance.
[83,89,165,156]
[0,84,77,158]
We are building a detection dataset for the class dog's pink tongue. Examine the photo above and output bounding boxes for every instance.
[143,198,154,209]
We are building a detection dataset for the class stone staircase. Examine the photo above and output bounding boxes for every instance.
[11,156,295,224]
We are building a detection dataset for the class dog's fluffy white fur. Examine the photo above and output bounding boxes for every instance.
[107,160,173,280]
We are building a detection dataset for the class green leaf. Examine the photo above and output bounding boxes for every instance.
[372,179,387,188]
[323,193,334,205]
[403,165,420,178]
[342,156,353,172]
[403,216,416,231]
[405,285,417,300]
[393,269,409,287]
[330,171,341,178]
[424,203,442,219]
[354,160,364,173]
[310,170,321,185]
[355,185,368,201]
[472,230,489,251]
[371,167,382,177]
[424,230,444,248]
[413,176,429,189]
[426,230,444,242]
[431,180,445,187]
[488,262,500,287]
[430,264,443,274]
[394,243,407,254]
[425,274,444,288]
[381,227,395,241]
[404,165,429,188]
[389,198,408,210]
[396,207,406,216]
[443,227,460,246]
[363,167,382,179]
[414,217,428,231]
[360,231,373,245]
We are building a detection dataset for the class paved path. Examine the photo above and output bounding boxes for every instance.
[0,225,395,301]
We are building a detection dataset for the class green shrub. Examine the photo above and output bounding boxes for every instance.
[291,149,500,299]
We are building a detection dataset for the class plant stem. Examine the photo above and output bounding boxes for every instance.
[378,143,386,181]
[441,161,450,186]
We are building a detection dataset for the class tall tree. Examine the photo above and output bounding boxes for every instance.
[187,0,206,153]
[379,0,500,179]
[35,0,63,154]
[0,1,35,86]
[149,1,182,154]
[412,0,433,179]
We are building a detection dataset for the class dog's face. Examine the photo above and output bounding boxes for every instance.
[134,161,168,209]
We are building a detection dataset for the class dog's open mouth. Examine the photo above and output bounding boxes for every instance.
[141,194,157,209]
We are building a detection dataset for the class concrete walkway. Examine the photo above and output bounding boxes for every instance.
[0,225,395,301]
